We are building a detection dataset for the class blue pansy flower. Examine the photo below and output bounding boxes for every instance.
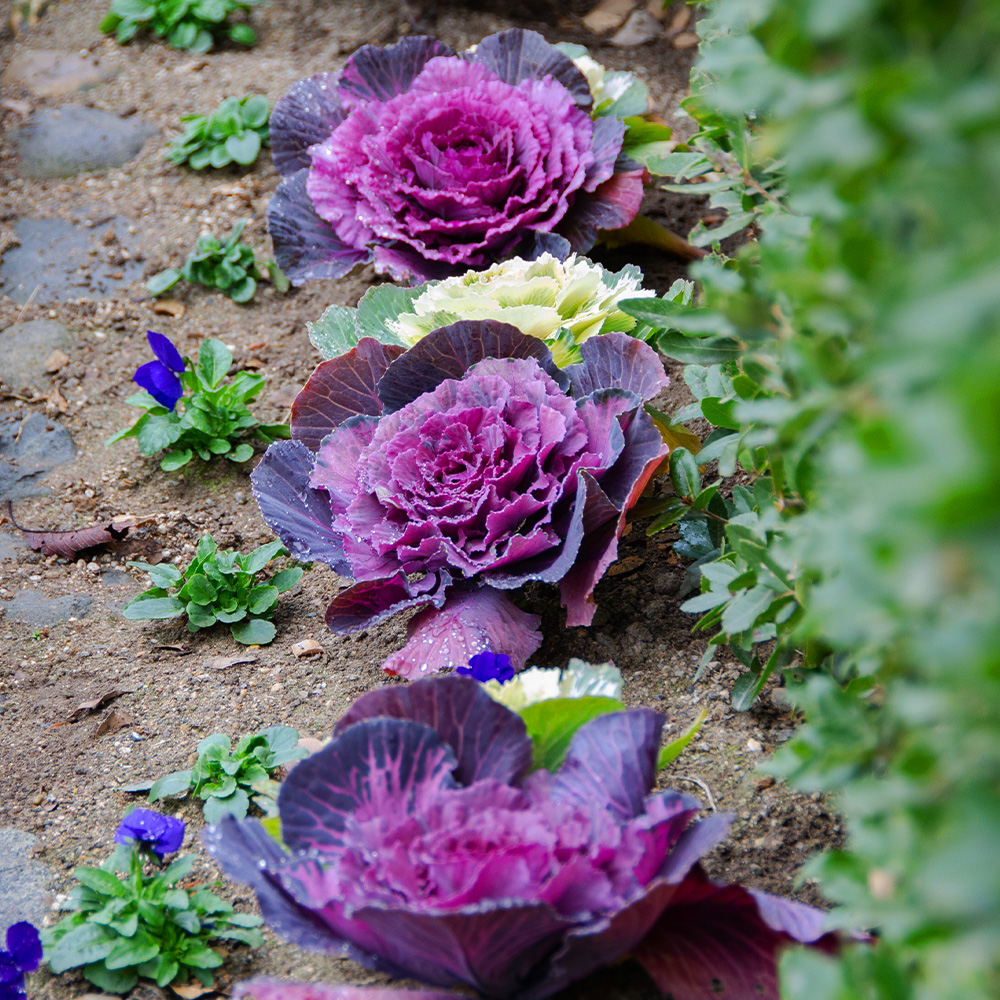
[456,650,515,683]
[115,808,185,858]
[0,921,41,1000]
[134,331,185,411]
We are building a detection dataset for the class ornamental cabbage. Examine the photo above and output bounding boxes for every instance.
[250,322,669,678]
[388,253,655,365]
[267,30,645,285]
[206,676,837,1000]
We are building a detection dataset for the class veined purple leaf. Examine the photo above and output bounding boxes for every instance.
[233,980,461,1000]
[564,332,669,401]
[325,571,452,634]
[583,116,626,192]
[250,440,350,573]
[596,405,668,509]
[267,169,372,286]
[311,416,378,512]
[556,169,646,252]
[631,865,837,1000]
[380,587,542,680]
[290,339,404,452]
[523,230,572,261]
[278,718,459,853]
[340,36,453,105]
[375,321,568,414]
[468,29,592,109]
[334,674,533,786]
[203,818,348,955]
[270,73,347,177]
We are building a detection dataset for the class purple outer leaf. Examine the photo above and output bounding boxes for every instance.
[582,116,626,192]
[291,339,404,452]
[325,570,451,634]
[380,587,542,681]
[233,981,460,1000]
[551,708,664,821]
[270,73,347,178]
[631,865,838,1000]
[278,718,459,853]
[267,169,372,286]
[564,332,668,402]
[555,169,646,252]
[339,36,453,105]
[523,231,572,261]
[203,818,351,955]
[375,321,569,414]
[233,980,460,1000]
[5,923,41,974]
[333,674,532,786]
[251,440,350,572]
[467,29,592,110]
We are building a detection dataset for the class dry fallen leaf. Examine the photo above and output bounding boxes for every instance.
[673,30,700,49]
[204,654,258,670]
[46,386,69,414]
[7,501,137,559]
[610,8,662,46]
[44,348,69,373]
[665,4,692,32]
[582,0,636,34]
[171,984,215,1000]
[291,639,324,658]
[69,690,128,723]
[607,554,646,577]
[153,299,186,318]
[94,710,134,738]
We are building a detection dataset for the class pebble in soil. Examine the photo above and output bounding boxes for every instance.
[0,319,74,390]
[0,217,145,304]
[0,411,77,503]
[13,104,155,180]
[4,590,93,626]
[0,827,51,937]
[1,49,120,98]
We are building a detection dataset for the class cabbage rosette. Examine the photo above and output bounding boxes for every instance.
[206,676,837,1000]
[250,324,669,677]
[267,29,645,284]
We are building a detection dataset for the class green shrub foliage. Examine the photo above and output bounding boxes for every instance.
[626,2,1000,998]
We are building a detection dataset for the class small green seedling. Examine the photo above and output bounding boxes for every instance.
[43,840,262,993]
[148,726,307,823]
[100,0,261,53]
[149,220,269,304]
[107,336,289,471]
[123,535,303,645]
[168,95,270,169]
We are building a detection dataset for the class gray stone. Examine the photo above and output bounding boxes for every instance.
[0,532,27,560]
[0,217,145,303]
[2,49,119,98]
[0,412,77,502]
[0,319,73,390]
[0,827,51,936]
[14,104,155,179]
[5,590,92,626]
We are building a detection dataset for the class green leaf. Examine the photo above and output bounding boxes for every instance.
[187,145,214,170]
[137,415,184,455]
[243,539,286,574]
[127,560,182,589]
[231,618,276,645]
[153,955,180,988]
[270,567,303,593]
[147,268,181,296]
[122,596,186,620]
[265,260,290,293]
[160,448,193,471]
[185,601,217,629]
[654,331,743,365]
[259,725,300,755]
[241,95,270,128]
[105,930,160,970]
[669,448,701,499]
[356,283,419,343]
[731,671,767,711]
[181,944,223,970]
[47,922,115,973]
[186,574,218,605]
[228,22,256,46]
[225,130,261,165]
[160,854,195,884]
[247,584,278,615]
[519,697,625,772]
[307,305,360,358]
[197,733,230,756]
[658,708,708,768]
[75,867,128,899]
[229,442,255,462]
[229,275,256,303]
[721,584,777,634]
[148,769,193,803]
[198,339,232,387]
[83,962,138,993]
[203,787,249,823]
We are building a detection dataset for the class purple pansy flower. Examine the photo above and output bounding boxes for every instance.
[134,331,186,411]
[457,651,515,683]
[267,30,645,285]
[115,808,185,858]
[0,922,41,1000]
[206,676,838,1000]
[250,323,669,678]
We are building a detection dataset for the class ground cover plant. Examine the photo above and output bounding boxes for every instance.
[43,809,262,993]
[265,29,649,285]
[206,674,838,1000]
[251,323,669,677]
[147,220,267,303]
[123,534,301,644]
[167,94,270,170]
[99,0,259,52]
[146,725,307,822]
[107,331,289,470]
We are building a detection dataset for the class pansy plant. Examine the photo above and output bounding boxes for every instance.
[108,331,289,471]
[0,922,41,1000]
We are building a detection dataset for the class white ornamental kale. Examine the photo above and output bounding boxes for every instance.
[389,253,656,365]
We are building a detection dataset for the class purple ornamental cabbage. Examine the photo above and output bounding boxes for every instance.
[205,676,837,1000]
[267,30,645,284]
[250,323,669,678]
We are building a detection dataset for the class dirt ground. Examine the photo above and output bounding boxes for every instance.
[0,2,840,997]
